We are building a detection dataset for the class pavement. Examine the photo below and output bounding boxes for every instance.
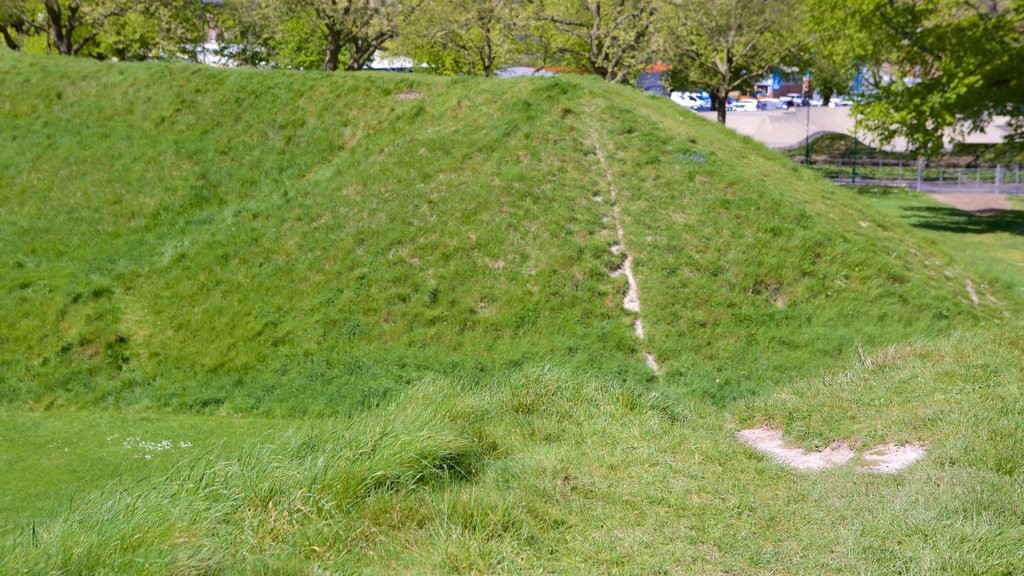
[926,192,1013,214]
[696,108,1014,152]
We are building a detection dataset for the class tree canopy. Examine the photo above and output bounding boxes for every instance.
[537,0,659,82]
[811,0,1024,155]
[396,0,521,77]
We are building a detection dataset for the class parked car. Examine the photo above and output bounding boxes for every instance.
[756,98,786,111]
[828,97,854,107]
[670,91,711,110]
[728,99,758,112]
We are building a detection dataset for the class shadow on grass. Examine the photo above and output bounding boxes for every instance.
[851,185,1024,235]
[900,205,1024,235]
[853,185,916,199]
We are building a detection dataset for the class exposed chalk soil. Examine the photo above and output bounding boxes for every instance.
[965,279,980,306]
[593,135,658,373]
[737,427,855,471]
[738,427,927,474]
[863,442,928,474]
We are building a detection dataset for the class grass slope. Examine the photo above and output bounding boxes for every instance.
[2,52,1023,573]
[0,52,1009,415]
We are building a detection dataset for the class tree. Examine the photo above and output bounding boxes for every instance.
[793,46,856,107]
[88,0,206,62]
[38,0,135,56]
[1,1,207,61]
[0,0,32,51]
[219,0,417,71]
[397,0,522,76]
[662,0,806,123]
[294,0,418,71]
[538,0,659,82]
[811,0,1024,156]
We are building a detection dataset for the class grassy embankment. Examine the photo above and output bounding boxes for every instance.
[2,52,1022,573]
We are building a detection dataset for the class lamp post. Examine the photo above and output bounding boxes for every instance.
[803,71,811,165]
[851,131,857,184]
[850,65,863,184]
[198,0,222,64]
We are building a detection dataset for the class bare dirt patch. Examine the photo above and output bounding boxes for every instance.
[609,248,641,313]
[644,352,659,373]
[965,279,980,306]
[737,427,854,471]
[862,443,927,474]
[927,192,1011,215]
[738,427,928,474]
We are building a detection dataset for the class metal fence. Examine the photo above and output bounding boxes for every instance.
[798,157,1024,195]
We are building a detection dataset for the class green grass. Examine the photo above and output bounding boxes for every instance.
[853,186,1024,294]
[7,335,1024,573]
[2,52,1023,573]
[0,52,1007,414]
[0,410,277,524]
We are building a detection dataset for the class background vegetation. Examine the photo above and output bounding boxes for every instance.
[4,0,1021,146]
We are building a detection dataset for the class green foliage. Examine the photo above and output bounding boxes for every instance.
[214,0,327,69]
[0,52,1008,411]
[535,0,658,82]
[0,0,32,51]
[810,0,1024,156]
[396,0,523,76]
[8,328,1024,573]
[0,409,273,522]
[850,186,1024,294]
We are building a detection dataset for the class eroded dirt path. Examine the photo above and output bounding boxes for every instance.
[592,134,658,374]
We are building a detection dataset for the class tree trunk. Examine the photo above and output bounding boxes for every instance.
[1,25,19,51]
[42,0,74,55]
[323,28,342,71]
[820,86,834,107]
[345,43,376,71]
[52,29,73,55]
[481,28,493,77]
[716,86,729,124]
[346,32,390,71]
